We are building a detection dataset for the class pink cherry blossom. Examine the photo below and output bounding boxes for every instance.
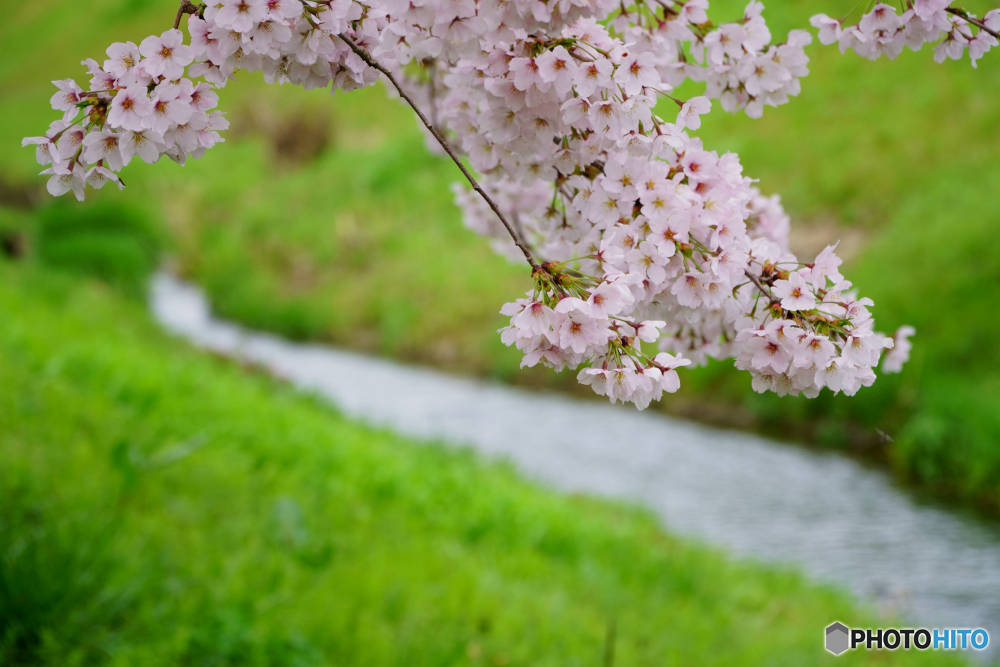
[842,332,889,367]
[810,15,843,45]
[49,79,84,122]
[215,0,267,33]
[108,84,154,132]
[145,83,194,135]
[140,29,195,79]
[860,4,903,33]
[557,312,610,353]
[772,272,816,311]
[42,163,86,201]
[120,129,165,165]
[882,325,915,373]
[104,41,141,79]
[82,129,125,171]
[613,51,660,96]
[536,46,578,95]
[676,96,711,131]
[575,58,613,97]
[85,165,124,190]
[588,281,633,319]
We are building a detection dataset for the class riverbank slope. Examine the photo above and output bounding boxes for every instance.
[3,259,968,665]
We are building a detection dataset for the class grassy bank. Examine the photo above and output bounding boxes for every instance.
[2,0,999,511]
[2,259,966,666]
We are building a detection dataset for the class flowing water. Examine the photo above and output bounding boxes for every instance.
[152,272,1000,661]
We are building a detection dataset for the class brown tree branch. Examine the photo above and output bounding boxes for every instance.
[945,6,1000,40]
[744,269,779,304]
[173,0,200,30]
[337,34,542,273]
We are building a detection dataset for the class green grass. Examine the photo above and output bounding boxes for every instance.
[31,201,164,299]
[0,259,966,666]
[1,0,999,509]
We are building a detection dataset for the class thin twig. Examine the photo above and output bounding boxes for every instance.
[744,269,779,304]
[945,6,1000,39]
[337,34,542,273]
[173,0,200,30]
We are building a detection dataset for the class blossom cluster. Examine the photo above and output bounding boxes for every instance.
[500,273,692,409]
[402,1,906,407]
[23,29,227,200]
[23,0,389,200]
[475,124,905,406]
[26,0,933,410]
[685,3,813,118]
[811,2,1000,67]
[190,0,387,90]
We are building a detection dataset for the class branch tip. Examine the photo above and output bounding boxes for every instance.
[174,0,200,30]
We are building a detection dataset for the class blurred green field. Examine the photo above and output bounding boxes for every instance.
[1,0,999,513]
[5,259,968,666]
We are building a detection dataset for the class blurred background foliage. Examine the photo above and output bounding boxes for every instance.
[1,0,998,662]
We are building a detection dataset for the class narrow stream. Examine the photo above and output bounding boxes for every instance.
[152,272,1000,661]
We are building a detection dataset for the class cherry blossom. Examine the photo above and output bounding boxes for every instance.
[139,29,195,79]
[108,84,155,132]
[677,96,711,131]
[882,326,916,373]
[811,2,999,65]
[772,272,816,311]
[82,129,125,171]
[25,0,962,410]
[104,41,142,81]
